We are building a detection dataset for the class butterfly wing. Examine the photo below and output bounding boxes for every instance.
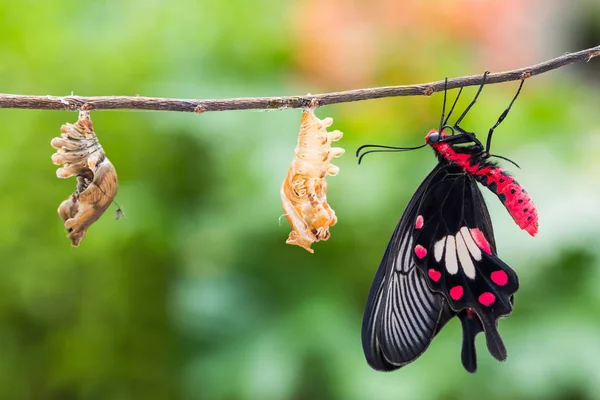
[362,162,517,372]
[412,163,519,361]
[362,165,455,370]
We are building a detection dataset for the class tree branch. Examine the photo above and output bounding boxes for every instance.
[1,45,599,113]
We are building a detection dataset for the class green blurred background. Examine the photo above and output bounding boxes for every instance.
[1,0,600,399]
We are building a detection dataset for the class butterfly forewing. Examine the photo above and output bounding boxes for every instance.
[362,167,456,370]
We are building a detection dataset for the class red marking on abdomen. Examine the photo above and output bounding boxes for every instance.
[449,285,463,300]
[415,245,427,259]
[478,292,496,306]
[490,270,508,286]
[479,168,539,236]
[415,215,424,229]
[428,268,441,282]
[428,134,539,236]
[469,228,491,255]
[430,139,479,175]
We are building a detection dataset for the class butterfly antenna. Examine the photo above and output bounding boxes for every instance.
[355,144,413,157]
[356,144,427,165]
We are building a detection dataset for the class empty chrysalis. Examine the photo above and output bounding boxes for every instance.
[50,110,118,246]
[281,108,345,253]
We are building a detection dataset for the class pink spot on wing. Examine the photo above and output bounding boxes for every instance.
[491,270,508,286]
[478,292,496,306]
[428,269,441,282]
[415,215,424,229]
[414,245,427,259]
[449,286,463,300]
[470,228,491,254]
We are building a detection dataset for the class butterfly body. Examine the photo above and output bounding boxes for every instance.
[426,129,538,236]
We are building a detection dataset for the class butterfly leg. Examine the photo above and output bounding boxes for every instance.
[447,71,489,152]
[439,79,464,133]
[439,78,448,132]
[484,79,526,155]
[453,71,490,130]
[441,87,464,134]
[442,127,485,153]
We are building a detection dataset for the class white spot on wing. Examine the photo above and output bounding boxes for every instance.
[455,232,476,279]
[460,226,482,261]
[434,237,445,262]
[444,236,458,274]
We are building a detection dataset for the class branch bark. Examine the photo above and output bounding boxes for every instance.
[1,45,599,113]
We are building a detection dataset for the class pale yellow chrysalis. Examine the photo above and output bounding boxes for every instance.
[281,108,344,253]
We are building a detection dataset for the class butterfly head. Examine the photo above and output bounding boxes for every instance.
[425,129,452,146]
[425,129,441,144]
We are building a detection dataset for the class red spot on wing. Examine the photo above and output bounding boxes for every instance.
[478,292,496,306]
[491,270,508,286]
[449,286,463,300]
[415,215,424,229]
[428,268,441,282]
[415,245,427,259]
[469,228,492,255]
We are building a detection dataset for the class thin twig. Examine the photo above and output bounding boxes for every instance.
[1,46,599,113]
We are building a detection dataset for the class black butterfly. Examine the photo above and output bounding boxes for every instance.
[358,72,532,373]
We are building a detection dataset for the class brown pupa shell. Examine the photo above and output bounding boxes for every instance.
[51,111,118,246]
[281,108,344,253]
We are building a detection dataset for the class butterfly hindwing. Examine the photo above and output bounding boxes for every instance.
[457,309,484,373]
[411,163,519,361]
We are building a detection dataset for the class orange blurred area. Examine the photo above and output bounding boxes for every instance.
[292,0,555,88]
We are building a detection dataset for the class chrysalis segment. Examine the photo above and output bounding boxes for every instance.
[281,108,344,253]
[51,111,118,246]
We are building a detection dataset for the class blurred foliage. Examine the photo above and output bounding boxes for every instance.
[0,1,600,399]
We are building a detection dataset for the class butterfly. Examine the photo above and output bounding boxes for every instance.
[357,72,538,373]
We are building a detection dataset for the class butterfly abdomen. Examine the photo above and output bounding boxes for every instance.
[431,140,538,236]
[473,166,538,236]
